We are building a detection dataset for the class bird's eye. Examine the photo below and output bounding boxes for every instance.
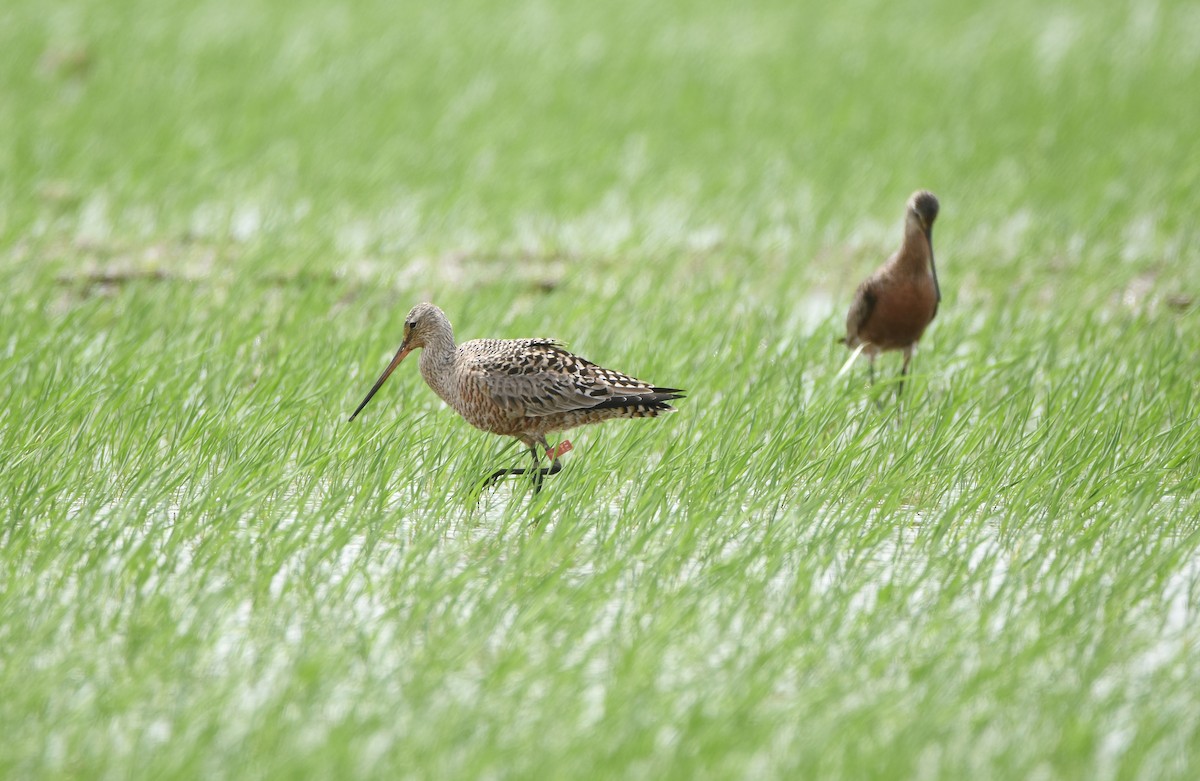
[406,321,417,330]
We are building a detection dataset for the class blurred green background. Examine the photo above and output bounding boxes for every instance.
[2,0,1198,778]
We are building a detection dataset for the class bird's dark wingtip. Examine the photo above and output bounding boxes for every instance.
[590,390,685,412]
[654,389,686,404]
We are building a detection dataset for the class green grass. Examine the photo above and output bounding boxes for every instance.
[2,0,1199,777]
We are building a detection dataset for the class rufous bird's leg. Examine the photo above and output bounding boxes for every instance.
[897,348,913,400]
[866,354,886,410]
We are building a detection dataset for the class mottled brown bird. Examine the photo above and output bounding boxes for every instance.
[349,303,684,490]
[843,190,941,397]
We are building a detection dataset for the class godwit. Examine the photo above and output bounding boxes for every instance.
[348,303,684,491]
[843,190,941,398]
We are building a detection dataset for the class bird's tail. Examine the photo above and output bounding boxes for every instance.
[592,387,685,416]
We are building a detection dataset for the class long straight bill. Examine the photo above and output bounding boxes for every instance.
[348,343,410,422]
[928,229,940,303]
[836,342,867,380]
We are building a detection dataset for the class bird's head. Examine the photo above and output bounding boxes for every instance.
[348,302,448,422]
[398,301,444,351]
[906,191,942,302]
[906,190,940,234]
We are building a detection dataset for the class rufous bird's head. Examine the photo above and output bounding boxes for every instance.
[907,190,940,233]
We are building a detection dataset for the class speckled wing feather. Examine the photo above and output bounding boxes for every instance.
[460,339,681,418]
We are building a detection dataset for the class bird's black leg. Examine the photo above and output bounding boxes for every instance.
[527,439,565,493]
[867,356,886,410]
[530,453,564,493]
[897,350,912,400]
[530,445,546,493]
[483,441,564,493]
[483,448,535,489]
